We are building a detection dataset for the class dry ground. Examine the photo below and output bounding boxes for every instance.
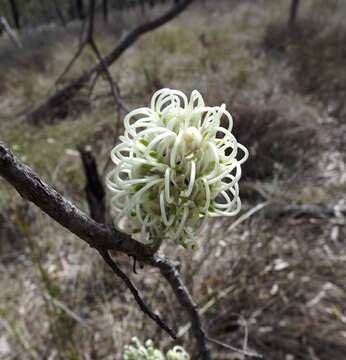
[0,0,345,359]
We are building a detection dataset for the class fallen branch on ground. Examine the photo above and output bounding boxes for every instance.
[268,203,346,219]
[240,202,346,221]
[54,0,128,114]
[29,0,195,123]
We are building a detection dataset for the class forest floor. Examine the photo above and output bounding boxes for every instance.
[0,0,346,359]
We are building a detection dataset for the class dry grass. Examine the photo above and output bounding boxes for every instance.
[263,17,346,119]
[231,104,318,182]
[0,1,346,359]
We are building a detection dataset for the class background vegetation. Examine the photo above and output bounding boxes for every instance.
[0,0,345,359]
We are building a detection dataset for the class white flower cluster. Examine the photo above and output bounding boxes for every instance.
[123,338,190,360]
[106,88,248,248]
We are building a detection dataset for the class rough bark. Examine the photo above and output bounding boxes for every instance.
[79,146,106,224]
[0,143,149,256]
[0,16,22,47]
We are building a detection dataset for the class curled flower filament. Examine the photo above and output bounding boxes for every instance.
[106,88,248,248]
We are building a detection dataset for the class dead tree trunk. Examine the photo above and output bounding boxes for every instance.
[76,0,86,20]
[288,0,300,28]
[8,0,20,30]
[102,0,109,23]
[68,2,76,20]
[51,0,66,27]
[79,146,106,224]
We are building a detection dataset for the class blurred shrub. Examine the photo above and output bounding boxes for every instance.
[0,24,81,91]
[262,21,320,54]
[263,19,346,117]
[230,104,317,181]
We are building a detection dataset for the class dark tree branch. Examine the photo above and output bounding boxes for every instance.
[267,203,346,220]
[241,202,346,220]
[88,71,102,98]
[0,143,150,257]
[0,143,212,359]
[101,0,194,66]
[76,0,86,20]
[3,141,337,359]
[288,0,300,28]
[99,249,177,339]
[89,37,130,112]
[51,0,66,27]
[79,146,174,338]
[79,146,106,223]
[29,0,195,122]
[102,0,109,24]
[54,43,85,86]
[8,0,20,30]
[86,0,96,38]
[54,0,128,113]
[54,0,96,86]
[154,257,212,360]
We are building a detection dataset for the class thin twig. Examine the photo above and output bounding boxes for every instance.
[207,337,262,359]
[44,293,91,329]
[98,249,176,339]
[241,317,249,360]
[89,38,129,112]
[54,0,95,86]
[175,284,237,339]
[0,16,22,48]
[54,43,86,86]
[241,202,346,220]
[226,202,269,233]
[88,71,102,98]
[54,0,128,112]
[153,257,212,360]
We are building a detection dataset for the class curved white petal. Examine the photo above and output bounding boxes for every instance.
[106,88,248,247]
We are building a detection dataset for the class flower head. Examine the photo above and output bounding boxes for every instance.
[123,338,165,360]
[166,346,190,360]
[106,88,248,248]
[123,338,190,360]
